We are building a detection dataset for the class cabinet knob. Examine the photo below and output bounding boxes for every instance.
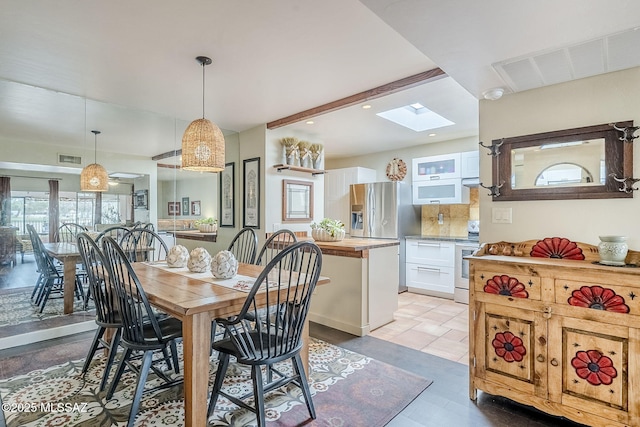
[550,358,559,367]
[538,336,547,346]
[537,355,545,363]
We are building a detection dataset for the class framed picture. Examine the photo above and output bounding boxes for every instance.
[168,202,180,216]
[134,189,148,210]
[219,162,235,227]
[182,197,189,215]
[191,200,201,216]
[243,157,260,228]
[282,179,313,222]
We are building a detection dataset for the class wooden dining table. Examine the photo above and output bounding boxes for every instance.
[42,242,82,314]
[131,261,330,427]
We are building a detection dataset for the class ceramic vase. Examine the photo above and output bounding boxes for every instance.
[167,245,189,268]
[211,250,238,279]
[187,247,211,272]
[598,235,628,266]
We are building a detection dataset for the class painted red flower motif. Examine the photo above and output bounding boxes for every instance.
[492,331,526,362]
[530,237,585,260]
[568,285,630,313]
[484,275,529,298]
[571,350,617,386]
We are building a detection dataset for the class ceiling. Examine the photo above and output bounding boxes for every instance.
[1,0,639,166]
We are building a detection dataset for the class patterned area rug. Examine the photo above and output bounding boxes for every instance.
[0,288,92,328]
[0,338,431,426]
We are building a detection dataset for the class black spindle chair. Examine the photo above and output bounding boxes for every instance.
[119,228,168,263]
[227,227,258,264]
[76,232,122,391]
[101,236,183,427]
[255,229,298,266]
[207,241,322,427]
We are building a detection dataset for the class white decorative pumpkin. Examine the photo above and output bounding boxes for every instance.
[167,245,189,268]
[187,247,211,273]
[211,250,238,279]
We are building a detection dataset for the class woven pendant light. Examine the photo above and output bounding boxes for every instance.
[182,56,225,172]
[80,130,108,192]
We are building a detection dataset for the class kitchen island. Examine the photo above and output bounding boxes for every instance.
[308,237,400,336]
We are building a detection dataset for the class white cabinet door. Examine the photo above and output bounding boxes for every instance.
[406,263,455,294]
[461,150,479,178]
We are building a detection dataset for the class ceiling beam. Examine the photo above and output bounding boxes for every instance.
[152,149,181,161]
[266,67,446,129]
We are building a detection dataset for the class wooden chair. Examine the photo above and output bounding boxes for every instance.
[95,225,131,244]
[255,229,297,266]
[119,228,167,263]
[227,227,258,264]
[56,222,88,243]
[207,241,322,426]
[76,232,122,391]
[0,226,17,267]
[101,236,183,427]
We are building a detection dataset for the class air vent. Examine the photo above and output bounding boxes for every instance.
[58,154,82,165]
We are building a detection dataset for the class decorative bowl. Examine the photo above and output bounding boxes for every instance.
[198,224,217,233]
[312,228,345,242]
[167,245,189,268]
[187,247,211,273]
[211,250,238,279]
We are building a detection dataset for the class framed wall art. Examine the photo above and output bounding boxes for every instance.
[219,162,235,227]
[243,157,260,228]
[134,189,148,210]
[168,202,180,216]
[191,200,201,216]
[182,197,189,215]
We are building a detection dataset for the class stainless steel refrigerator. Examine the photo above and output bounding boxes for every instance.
[349,181,421,292]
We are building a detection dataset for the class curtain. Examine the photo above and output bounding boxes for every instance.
[49,180,59,242]
[0,177,10,226]
[95,192,102,227]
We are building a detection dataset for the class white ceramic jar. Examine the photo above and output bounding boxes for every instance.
[598,236,628,266]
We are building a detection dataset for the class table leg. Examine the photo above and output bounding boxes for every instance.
[63,258,76,314]
[302,318,310,377]
[183,312,212,427]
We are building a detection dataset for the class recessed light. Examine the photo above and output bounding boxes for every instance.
[306,120,314,125]
[429,133,437,137]
[362,104,372,109]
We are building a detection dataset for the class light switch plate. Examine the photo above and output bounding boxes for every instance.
[492,207,512,224]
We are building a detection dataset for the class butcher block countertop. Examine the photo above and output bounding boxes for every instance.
[310,238,399,258]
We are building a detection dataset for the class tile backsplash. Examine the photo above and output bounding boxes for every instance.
[421,187,479,237]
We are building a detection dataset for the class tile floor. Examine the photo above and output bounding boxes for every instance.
[371,292,470,364]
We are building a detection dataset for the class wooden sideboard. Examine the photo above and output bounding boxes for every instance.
[469,238,640,427]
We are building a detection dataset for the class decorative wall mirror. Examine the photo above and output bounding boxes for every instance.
[492,121,633,201]
[282,179,313,222]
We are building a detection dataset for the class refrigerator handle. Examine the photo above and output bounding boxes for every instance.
[368,185,374,236]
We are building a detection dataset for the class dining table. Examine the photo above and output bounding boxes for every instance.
[42,242,82,314]
[130,261,330,427]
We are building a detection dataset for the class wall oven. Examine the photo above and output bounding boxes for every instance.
[454,242,479,304]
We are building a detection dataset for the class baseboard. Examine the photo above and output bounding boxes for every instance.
[0,321,97,350]
[308,313,369,337]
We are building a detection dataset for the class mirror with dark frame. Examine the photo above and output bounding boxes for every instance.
[492,121,634,201]
[282,179,313,223]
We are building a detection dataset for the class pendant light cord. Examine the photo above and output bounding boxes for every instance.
[202,61,206,119]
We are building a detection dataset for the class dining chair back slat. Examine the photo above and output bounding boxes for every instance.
[95,225,131,244]
[57,222,88,243]
[255,229,297,266]
[118,229,167,263]
[227,227,258,264]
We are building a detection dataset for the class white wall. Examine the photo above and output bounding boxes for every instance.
[479,66,640,248]
[265,128,325,235]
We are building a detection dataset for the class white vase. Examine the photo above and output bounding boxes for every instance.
[598,236,628,266]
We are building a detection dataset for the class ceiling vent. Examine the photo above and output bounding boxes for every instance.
[493,26,640,93]
[58,153,82,165]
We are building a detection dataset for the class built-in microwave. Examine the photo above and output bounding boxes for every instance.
[412,178,470,205]
[412,153,461,182]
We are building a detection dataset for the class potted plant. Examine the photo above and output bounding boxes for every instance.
[310,218,345,242]
[194,217,217,233]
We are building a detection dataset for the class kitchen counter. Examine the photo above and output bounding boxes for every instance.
[311,237,399,258]
[406,235,479,244]
[309,238,399,336]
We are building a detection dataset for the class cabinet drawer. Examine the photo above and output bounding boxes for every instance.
[474,269,541,300]
[406,240,455,266]
[555,279,639,316]
[406,263,454,294]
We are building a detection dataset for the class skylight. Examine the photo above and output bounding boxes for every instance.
[376,102,454,132]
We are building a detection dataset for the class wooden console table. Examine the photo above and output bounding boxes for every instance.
[469,238,640,427]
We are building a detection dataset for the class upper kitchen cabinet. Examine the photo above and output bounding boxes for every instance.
[413,153,461,181]
[324,167,376,233]
[461,150,479,179]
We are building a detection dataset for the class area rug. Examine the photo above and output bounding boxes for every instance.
[0,288,92,328]
[0,338,431,426]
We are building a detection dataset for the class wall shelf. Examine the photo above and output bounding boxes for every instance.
[273,164,326,176]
